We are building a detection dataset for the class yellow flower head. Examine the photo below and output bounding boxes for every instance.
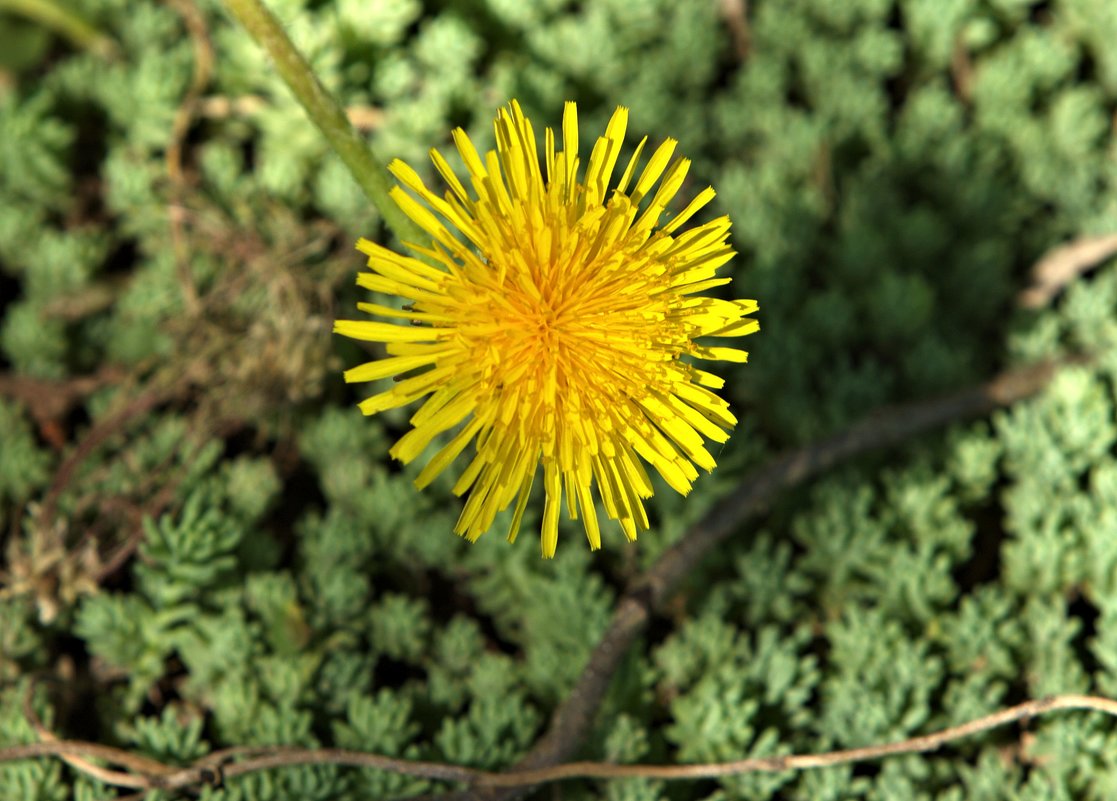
[334,100,758,557]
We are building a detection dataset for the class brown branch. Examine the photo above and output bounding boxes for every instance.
[950,33,974,105]
[165,0,213,187]
[0,740,181,781]
[476,695,1117,786]
[719,0,750,61]
[1018,233,1117,309]
[0,366,125,448]
[20,681,153,788]
[0,740,481,789]
[37,375,194,532]
[3,694,1116,793]
[90,430,201,582]
[164,0,214,315]
[91,489,171,582]
[38,281,120,322]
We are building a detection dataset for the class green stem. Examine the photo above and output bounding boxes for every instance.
[221,0,425,245]
[0,0,116,57]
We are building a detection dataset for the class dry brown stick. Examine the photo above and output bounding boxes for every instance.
[1018,233,1117,309]
[92,485,174,582]
[164,0,214,314]
[719,0,750,60]
[165,0,213,187]
[90,426,203,582]
[0,740,188,782]
[950,33,974,104]
[475,694,1117,785]
[0,740,482,788]
[0,367,126,447]
[37,374,195,533]
[190,694,1117,786]
[20,682,155,789]
[4,694,1117,792]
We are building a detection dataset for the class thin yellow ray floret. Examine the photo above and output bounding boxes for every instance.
[332,320,447,343]
[344,353,440,383]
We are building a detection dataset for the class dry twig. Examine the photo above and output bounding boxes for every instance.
[1018,233,1117,309]
[950,34,974,104]
[0,373,198,614]
[0,367,125,448]
[37,374,196,533]
[2,694,1115,793]
[20,682,158,789]
[164,0,215,314]
[719,0,750,60]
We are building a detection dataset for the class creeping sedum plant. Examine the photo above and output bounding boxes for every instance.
[5,0,1117,800]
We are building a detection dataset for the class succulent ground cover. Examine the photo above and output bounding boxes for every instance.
[4,0,1117,799]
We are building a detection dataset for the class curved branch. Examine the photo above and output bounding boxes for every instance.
[2,694,1114,792]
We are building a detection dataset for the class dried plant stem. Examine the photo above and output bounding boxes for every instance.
[3,695,1116,792]
[487,694,1117,785]
[719,0,751,60]
[0,366,125,446]
[220,0,425,244]
[1018,233,1117,309]
[164,0,213,314]
[37,374,195,533]
[20,685,156,789]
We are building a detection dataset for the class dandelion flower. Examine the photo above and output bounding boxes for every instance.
[334,100,758,557]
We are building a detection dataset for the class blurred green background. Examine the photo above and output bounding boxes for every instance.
[4,0,1117,798]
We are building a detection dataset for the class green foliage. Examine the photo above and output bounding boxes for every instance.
[0,93,72,208]
[368,593,430,663]
[0,599,42,681]
[333,690,428,798]
[434,694,540,769]
[6,0,1117,799]
[0,400,51,514]
[123,706,210,764]
[0,683,66,801]
[1,303,68,378]
[74,593,182,709]
[655,616,816,798]
[137,488,245,605]
[821,609,943,745]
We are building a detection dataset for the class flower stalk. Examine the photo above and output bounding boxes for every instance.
[220,0,426,245]
[0,0,116,57]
